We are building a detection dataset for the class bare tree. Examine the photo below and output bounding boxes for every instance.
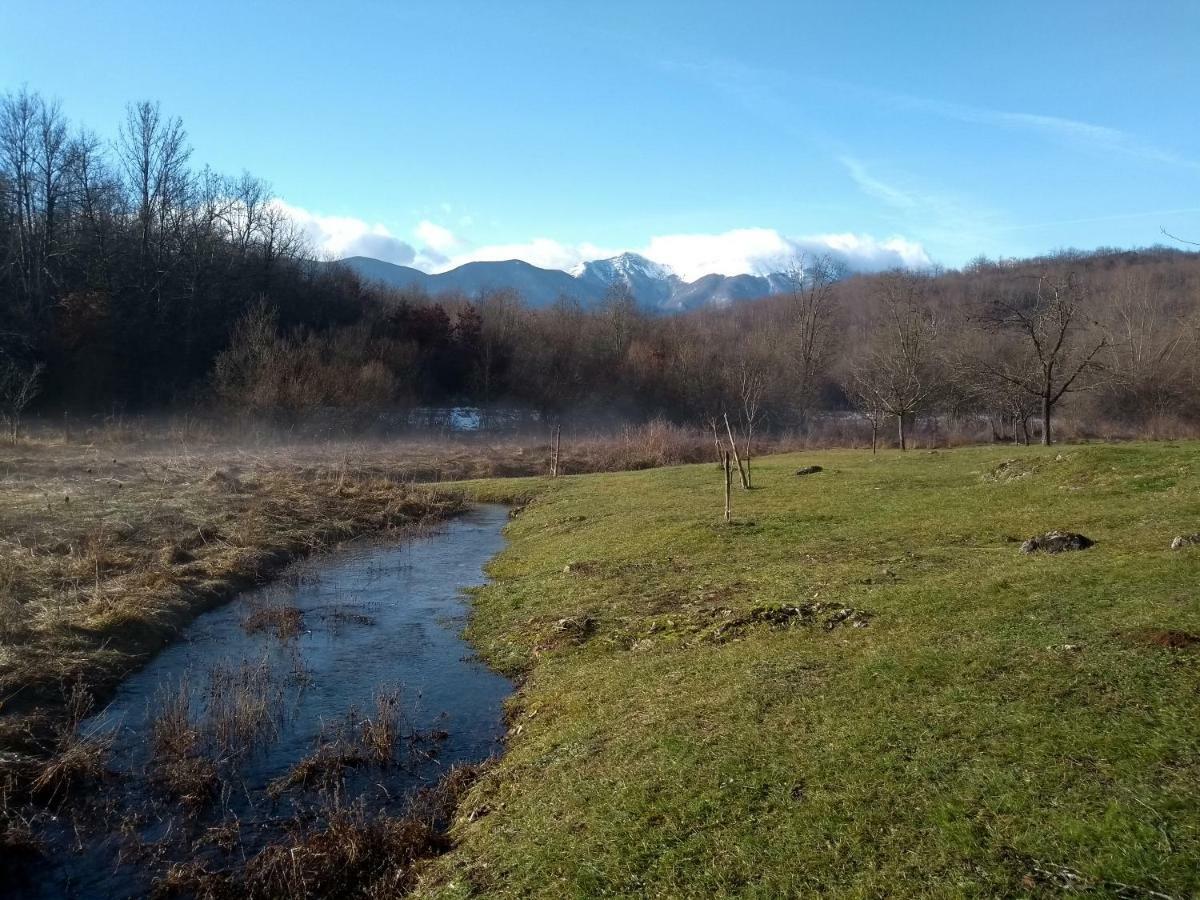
[845,376,887,454]
[722,361,767,488]
[846,272,942,451]
[782,252,843,420]
[974,274,1106,445]
[0,358,44,442]
[1098,269,1197,420]
[118,101,191,300]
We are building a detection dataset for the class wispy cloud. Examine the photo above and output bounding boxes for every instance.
[840,157,919,210]
[882,91,1200,171]
[838,156,1008,259]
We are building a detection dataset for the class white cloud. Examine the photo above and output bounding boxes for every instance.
[274,200,929,278]
[416,220,459,253]
[272,200,417,266]
[438,238,615,273]
[640,228,929,280]
[435,230,926,279]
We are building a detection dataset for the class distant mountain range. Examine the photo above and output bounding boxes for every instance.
[338,253,793,312]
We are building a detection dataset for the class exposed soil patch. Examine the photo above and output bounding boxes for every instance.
[711,602,874,640]
[984,458,1041,483]
[1131,628,1200,651]
[625,601,874,651]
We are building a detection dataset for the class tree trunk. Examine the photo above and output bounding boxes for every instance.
[897,412,907,451]
[871,420,878,455]
[1041,397,1052,446]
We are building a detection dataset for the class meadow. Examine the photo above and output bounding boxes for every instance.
[1,437,1198,897]
[432,442,1200,898]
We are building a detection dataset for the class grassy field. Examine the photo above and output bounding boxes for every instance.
[425,443,1200,898]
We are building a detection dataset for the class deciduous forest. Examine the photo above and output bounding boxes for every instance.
[4,89,1199,446]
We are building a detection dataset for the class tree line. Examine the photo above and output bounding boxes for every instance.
[3,89,1200,445]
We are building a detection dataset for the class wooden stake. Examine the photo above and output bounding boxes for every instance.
[549,424,562,477]
[722,412,749,490]
[723,450,732,523]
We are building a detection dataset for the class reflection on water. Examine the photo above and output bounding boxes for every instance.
[28,504,512,900]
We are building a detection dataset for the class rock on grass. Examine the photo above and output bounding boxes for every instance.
[1020,531,1094,554]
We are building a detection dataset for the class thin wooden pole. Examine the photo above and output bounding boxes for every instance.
[723,450,732,522]
[722,412,749,490]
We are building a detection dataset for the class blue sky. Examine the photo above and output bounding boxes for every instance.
[3,0,1199,276]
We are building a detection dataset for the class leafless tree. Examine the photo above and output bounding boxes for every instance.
[1098,269,1197,419]
[845,377,887,454]
[846,272,942,450]
[722,361,767,488]
[0,358,44,442]
[782,252,843,421]
[973,274,1106,445]
[119,101,191,299]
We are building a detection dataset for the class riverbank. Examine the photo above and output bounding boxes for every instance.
[428,442,1200,897]
[0,447,462,756]
[8,506,513,899]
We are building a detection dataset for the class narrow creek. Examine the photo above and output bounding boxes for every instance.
[23,504,513,899]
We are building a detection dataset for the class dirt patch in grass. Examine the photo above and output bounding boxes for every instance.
[1130,628,1200,651]
[983,458,1041,483]
[616,601,874,652]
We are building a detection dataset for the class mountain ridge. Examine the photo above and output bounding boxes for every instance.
[337,252,791,312]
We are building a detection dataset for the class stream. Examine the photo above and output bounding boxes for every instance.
[21,504,513,899]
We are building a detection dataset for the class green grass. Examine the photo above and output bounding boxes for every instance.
[426,443,1200,898]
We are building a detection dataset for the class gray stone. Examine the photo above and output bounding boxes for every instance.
[1170,533,1200,551]
[1019,531,1094,554]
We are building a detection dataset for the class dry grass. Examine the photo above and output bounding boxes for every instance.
[242,605,305,640]
[28,681,112,805]
[157,763,486,900]
[155,807,446,900]
[0,439,463,759]
[267,687,409,799]
[359,688,404,765]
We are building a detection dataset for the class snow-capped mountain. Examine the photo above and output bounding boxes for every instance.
[338,252,794,313]
[571,253,681,309]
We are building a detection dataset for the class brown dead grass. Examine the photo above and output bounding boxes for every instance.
[242,605,305,640]
[0,440,463,759]
[157,763,486,900]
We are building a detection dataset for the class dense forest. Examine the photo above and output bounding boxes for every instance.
[3,89,1199,444]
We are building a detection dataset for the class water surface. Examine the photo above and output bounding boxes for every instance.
[30,504,512,899]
